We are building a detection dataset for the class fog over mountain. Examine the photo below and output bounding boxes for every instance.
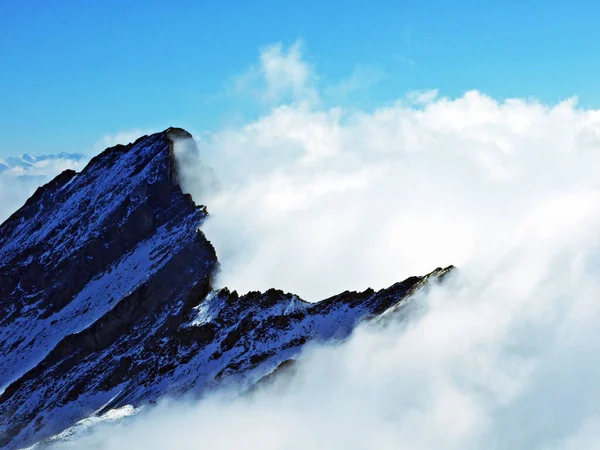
[2,43,600,450]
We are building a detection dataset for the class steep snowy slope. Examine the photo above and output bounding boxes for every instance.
[0,128,453,449]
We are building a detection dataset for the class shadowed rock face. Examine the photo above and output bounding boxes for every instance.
[0,128,453,449]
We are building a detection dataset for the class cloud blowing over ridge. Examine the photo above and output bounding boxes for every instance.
[11,42,600,449]
[102,43,600,450]
[173,42,600,303]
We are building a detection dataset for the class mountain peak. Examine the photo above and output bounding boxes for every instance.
[164,126,193,140]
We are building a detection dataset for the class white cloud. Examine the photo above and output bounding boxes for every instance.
[325,64,387,99]
[58,222,600,448]
[9,43,600,449]
[406,88,439,104]
[179,90,600,303]
[232,40,318,106]
[94,45,600,449]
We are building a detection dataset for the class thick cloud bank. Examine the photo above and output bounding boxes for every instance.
[79,43,600,450]
[183,87,600,301]
[20,43,600,449]
[53,227,600,449]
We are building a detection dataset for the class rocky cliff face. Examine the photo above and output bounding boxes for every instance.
[0,128,453,449]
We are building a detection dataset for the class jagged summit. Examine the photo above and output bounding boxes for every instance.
[165,126,193,140]
[0,128,453,449]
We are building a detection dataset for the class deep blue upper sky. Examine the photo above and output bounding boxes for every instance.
[1,0,598,156]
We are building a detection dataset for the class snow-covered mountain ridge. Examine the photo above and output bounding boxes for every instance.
[0,128,453,449]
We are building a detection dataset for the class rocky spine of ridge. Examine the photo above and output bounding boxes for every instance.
[0,128,454,449]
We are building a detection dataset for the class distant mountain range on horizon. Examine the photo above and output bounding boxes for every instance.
[0,152,87,174]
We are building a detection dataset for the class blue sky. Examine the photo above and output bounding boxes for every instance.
[1,0,598,156]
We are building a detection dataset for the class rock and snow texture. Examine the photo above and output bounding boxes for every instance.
[0,128,453,449]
